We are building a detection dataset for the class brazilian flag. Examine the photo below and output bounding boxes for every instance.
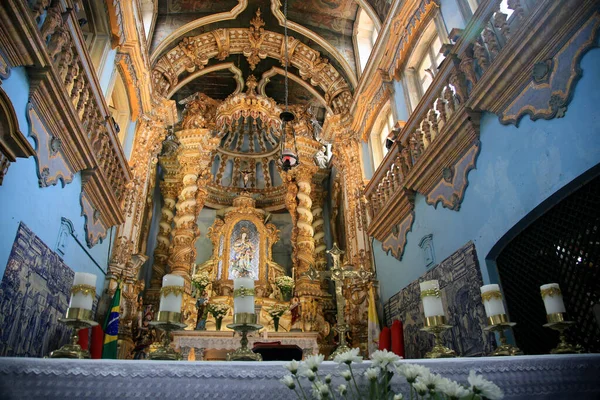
[102,284,121,359]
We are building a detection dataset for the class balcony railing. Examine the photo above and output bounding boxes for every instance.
[364,0,533,239]
[0,0,133,242]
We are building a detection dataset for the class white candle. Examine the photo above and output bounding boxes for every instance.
[540,283,566,315]
[159,274,185,313]
[420,280,444,318]
[480,284,506,317]
[69,272,97,310]
[234,277,255,314]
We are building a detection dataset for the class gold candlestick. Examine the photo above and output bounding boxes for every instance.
[148,311,187,360]
[226,313,263,361]
[50,308,98,359]
[543,312,584,354]
[420,315,456,358]
[483,314,523,356]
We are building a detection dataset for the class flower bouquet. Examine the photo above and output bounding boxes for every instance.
[275,276,294,301]
[267,304,288,332]
[280,348,504,400]
[191,271,211,296]
[207,302,230,331]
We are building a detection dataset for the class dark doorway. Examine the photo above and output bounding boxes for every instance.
[495,174,600,354]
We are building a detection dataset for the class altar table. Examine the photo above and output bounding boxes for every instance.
[171,330,320,360]
[1,354,599,399]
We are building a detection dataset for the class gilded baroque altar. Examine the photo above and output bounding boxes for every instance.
[192,192,292,331]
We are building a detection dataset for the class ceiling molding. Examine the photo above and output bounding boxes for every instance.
[166,62,244,99]
[269,0,358,89]
[258,67,332,114]
[149,0,248,64]
[152,22,352,116]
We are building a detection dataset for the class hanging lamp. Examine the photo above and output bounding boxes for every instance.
[279,0,299,172]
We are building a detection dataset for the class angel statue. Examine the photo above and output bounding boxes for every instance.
[231,228,255,279]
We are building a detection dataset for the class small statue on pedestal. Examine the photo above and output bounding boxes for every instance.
[195,291,209,331]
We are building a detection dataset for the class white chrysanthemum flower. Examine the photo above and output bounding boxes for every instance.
[284,360,300,375]
[364,367,379,381]
[468,370,504,400]
[333,348,363,365]
[312,381,330,399]
[305,354,325,372]
[370,349,401,370]
[325,374,332,384]
[413,381,429,396]
[397,363,431,383]
[337,384,347,395]
[280,375,295,389]
[417,371,444,392]
[341,370,352,381]
[393,394,404,400]
[439,377,471,399]
[301,368,316,381]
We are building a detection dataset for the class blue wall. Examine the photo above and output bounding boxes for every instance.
[0,67,111,294]
[374,48,600,303]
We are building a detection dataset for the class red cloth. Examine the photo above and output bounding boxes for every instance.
[90,325,104,359]
[378,327,391,351]
[78,328,89,350]
[391,320,405,358]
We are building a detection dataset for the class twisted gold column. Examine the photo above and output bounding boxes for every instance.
[146,155,180,307]
[167,129,219,290]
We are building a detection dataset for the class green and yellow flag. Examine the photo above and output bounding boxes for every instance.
[102,284,121,359]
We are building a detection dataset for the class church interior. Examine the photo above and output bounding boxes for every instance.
[0,0,599,398]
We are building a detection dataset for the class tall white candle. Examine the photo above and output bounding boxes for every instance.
[540,283,566,315]
[480,284,506,317]
[159,274,185,313]
[69,272,97,310]
[234,277,255,314]
[420,280,444,318]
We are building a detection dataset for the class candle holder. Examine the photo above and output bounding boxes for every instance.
[420,316,456,358]
[483,314,523,356]
[543,312,584,354]
[226,313,263,361]
[50,308,98,359]
[148,311,187,360]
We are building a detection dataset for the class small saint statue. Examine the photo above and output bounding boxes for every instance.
[314,145,328,169]
[231,229,255,278]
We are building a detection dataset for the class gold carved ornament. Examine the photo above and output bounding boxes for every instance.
[420,288,440,299]
[71,284,96,297]
[233,287,256,298]
[481,291,503,302]
[541,287,562,299]
[161,285,185,296]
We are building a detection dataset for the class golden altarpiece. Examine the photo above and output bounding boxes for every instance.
[195,192,293,331]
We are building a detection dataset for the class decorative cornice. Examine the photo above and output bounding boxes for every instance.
[381,210,415,261]
[498,12,600,125]
[0,86,34,185]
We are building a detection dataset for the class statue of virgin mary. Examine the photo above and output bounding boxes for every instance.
[231,229,255,279]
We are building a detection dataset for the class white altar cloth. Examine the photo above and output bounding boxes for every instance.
[171,330,320,360]
[0,354,599,399]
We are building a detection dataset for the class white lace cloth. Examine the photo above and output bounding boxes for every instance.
[172,331,319,360]
[0,354,599,399]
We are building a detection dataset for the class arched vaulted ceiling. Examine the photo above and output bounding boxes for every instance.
[149,0,389,120]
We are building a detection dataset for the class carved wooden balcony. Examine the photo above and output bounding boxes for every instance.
[0,0,132,245]
[364,0,597,257]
